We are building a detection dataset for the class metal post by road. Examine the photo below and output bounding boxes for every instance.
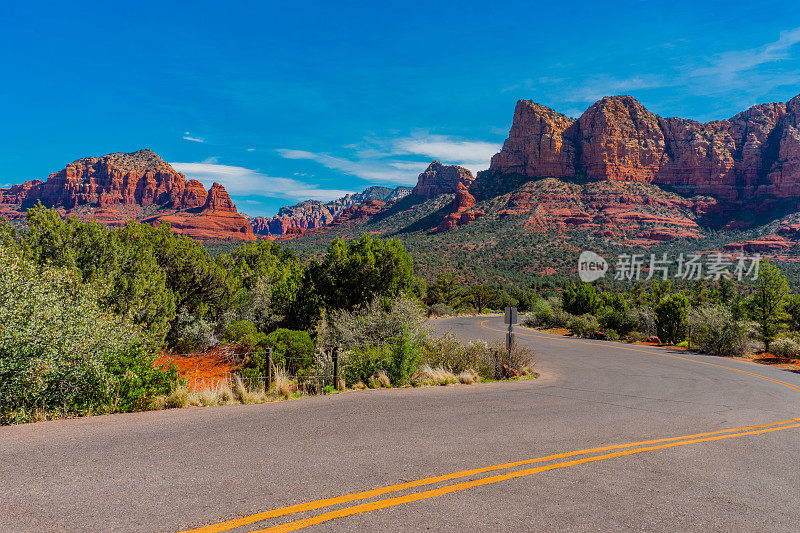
[333,347,341,390]
[266,347,273,387]
[508,321,514,368]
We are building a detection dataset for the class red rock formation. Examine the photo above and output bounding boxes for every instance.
[181,179,208,209]
[0,149,254,241]
[498,178,709,245]
[329,200,387,227]
[435,183,484,232]
[489,101,577,178]
[485,94,800,205]
[724,234,792,252]
[0,180,43,204]
[203,182,236,211]
[250,186,411,236]
[413,161,475,197]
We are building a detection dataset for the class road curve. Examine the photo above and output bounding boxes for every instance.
[1,317,799,532]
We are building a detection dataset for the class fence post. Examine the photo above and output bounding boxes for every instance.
[266,347,273,388]
[333,347,341,390]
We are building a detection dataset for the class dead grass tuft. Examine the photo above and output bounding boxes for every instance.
[272,367,292,400]
[419,365,458,386]
[457,369,480,384]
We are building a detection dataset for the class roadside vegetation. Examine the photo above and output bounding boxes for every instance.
[8,204,795,425]
[0,207,534,425]
[518,260,800,364]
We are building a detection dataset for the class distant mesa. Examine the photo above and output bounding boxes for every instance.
[4,91,800,249]
[0,149,255,241]
[249,185,411,237]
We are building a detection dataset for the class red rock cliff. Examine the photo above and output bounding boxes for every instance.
[486,94,800,205]
[0,149,254,241]
[412,161,475,197]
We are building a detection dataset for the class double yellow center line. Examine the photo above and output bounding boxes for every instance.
[179,320,800,532]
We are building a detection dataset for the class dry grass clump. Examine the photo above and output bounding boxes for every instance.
[233,376,269,404]
[519,362,537,376]
[163,386,190,409]
[353,381,367,390]
[419,365,458,386]
[272,367,292,399]
[154,377,273,410]
[457,369,480,384]
[198,387,221,406]
[376,370,391,388]
[368,370,392,388]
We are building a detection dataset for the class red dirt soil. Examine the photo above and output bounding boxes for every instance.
[156,348,241,391]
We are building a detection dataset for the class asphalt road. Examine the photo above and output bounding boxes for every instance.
[2,317,799,532]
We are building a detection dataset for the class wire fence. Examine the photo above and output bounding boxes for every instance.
[181,347,344,395]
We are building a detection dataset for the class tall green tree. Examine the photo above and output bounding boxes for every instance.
[468,285,503,313]
[22,206,176,343]
[562,283,600,315]
[655,293,688,344]
[312,234,414,311]
[747,259,789,352]
[427,272,467,309]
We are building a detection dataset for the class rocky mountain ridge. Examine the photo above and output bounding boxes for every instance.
[0,149,255,241]
[482,94,800,209]
[281,93,800,254]
[250,185,411,236]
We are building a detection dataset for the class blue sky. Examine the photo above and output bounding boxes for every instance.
[2,1,800,216]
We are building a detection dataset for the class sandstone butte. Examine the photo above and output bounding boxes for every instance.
[300,94,800,245]
[0,149,255,241]
[482,93,800,205]
[388,93,798,246]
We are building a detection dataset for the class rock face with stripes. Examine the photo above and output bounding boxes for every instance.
[0,149,255,241]
[413,161,475,197]
[484,94,800,205]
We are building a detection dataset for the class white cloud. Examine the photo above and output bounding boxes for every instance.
[690,27,800,80]
[518,27,800,119]
[390,135,501,174]
[182,131,206,143]
[276,149,425,184]
[277,133,502,185]
[170,162,353,202]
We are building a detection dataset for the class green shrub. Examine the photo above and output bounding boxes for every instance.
[484,340,536,379]
[655,294,689,344]
[770,336,800,359]
[0,247,155,424]
[562,283,600,316]
[626,331,646,343]
[263,328,315,377]
[597,307,635,336]
[523,298,553,328]
[567,313,600,338]
[428,303,455,317]
[105,345,180,412]
[342,344,391,387]
[420,332,488,374]
[688,305,747,356]
[605,329,620,341]
[319,296,424,349]
[627,306,656,337]
[222,320,258,344]
[170,308,217,353]
[387,329,420,385]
